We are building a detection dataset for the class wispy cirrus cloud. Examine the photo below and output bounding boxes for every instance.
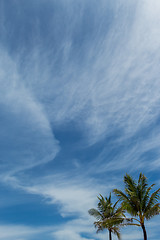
[12,0,160,148]
[0,0,160,239]
[7,174,109,217]
[0,224,53,240]
[0,48,59,175]
[1,0,160,148]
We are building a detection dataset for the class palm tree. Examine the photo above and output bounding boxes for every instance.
[88,193,127,240]
[113,173,160,240]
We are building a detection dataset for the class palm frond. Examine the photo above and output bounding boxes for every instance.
[113,189,130,202]
[112,226,121,240]
[124,174,137,194]
[88,208,103,220]
[142,184,155,211]
[89,192,126,239]
[145,203,160,220]
[145,188,160,213]
[113,199,120,209]
[113,173,160,228]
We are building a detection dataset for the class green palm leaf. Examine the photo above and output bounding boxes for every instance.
[88,193,129,240]
[113,173,160,240]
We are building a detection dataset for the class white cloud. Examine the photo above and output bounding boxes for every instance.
[1,0,160,148]
[122,229,142,240]
[15,0,160,148]
[52,221,95,240]
[12,175,108,218]
[3,175,110,240]
[1,1,160,240]
[0,48,60,174]
[0,224,51,240]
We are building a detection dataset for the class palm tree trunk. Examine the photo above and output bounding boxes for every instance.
[141,223,147,240]
[109,229,112,240]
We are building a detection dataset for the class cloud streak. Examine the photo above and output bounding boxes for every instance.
[0,0,160,239]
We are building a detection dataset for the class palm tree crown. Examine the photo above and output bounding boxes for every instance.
[113,173,160,240]
[88,193,127,240]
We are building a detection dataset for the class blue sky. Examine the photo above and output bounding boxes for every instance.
[0,0,160,239]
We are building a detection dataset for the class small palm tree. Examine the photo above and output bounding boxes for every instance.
[88,193,127,240]
[113,173,160,240]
